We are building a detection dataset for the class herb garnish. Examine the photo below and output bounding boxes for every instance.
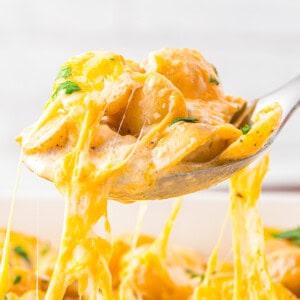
[186,269,205,281]
[41,243,51,256]
[108,57,115,61]
[14,246,30,263]
[56,65,72,80]
[212,65,218,76]
[3,296,8,300]
[209,76,220,85]
[240,124,251,135]
[52,81,81,99]
[13,275,22,285]
[169,117,199,126]
[273,226,300,246]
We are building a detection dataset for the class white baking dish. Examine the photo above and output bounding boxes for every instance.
[0,191,299,257]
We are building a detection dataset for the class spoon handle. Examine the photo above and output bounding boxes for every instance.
[254,75,300,125]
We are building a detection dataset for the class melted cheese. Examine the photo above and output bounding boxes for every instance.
[192,156,297,300]
[0,157,23,297]
[2,48,294,299]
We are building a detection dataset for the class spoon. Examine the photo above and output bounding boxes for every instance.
[111,75,300,201]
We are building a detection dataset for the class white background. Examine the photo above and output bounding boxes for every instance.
[0,0,299,199]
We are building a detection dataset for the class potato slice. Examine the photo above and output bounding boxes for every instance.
[218,102,282,161]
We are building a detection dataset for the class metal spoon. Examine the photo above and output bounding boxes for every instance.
[111,75,300,201]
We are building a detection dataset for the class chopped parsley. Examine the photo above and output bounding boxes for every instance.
[3,296,8,300]
[14,246,30,263]
[13,275,22,285]
[52,81,81,99]
[41,243,51,256]
[186,269,205,281]
[108,57,115,61]
[56,65,72,80]
[212,65,218,76]
[209,76,219,85]
[273,226,300,246]
[240,124,251,135]
[169,117,199,126]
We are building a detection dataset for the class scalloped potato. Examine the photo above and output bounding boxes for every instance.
[0,48,292,299]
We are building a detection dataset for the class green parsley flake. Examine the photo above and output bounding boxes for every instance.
[212,65,218,76]
[41,244,51,256]
[186,269,205,281]
[3,296,8,300]
[52,81,81,99]
[209,76,220,85]
[108,57,115,61]
[13,275,22,285]
[14,246,30,263]
[273,226,300,246]
[56,65,72,80]
[169,117,199,126]
[240,124,251,135]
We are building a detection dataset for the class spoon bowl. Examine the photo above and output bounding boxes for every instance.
[110,75,300,201]
[110,154,257,201]
[21,76,300,201]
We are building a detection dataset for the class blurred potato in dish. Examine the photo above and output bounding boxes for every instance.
[265,233,300,297]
